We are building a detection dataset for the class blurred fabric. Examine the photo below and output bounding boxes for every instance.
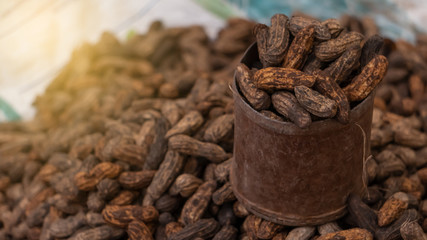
[225,0,427,42]
[0,0,225,121]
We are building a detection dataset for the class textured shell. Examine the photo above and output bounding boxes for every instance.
[283,25,316,69]
[343,55,388,102]
[235,63,271,110]
[261,14,290,67]
[294,85,337,118]
[289,16,331,40]
[321,18,343,38]
[317,228,373,240]
[315,32,364,61]
[314,71,350,123]
[254,67,316,91]
[271,91,312,128]
[324,44,362,84]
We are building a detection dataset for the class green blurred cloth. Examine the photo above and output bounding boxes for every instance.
[0,97,21,121]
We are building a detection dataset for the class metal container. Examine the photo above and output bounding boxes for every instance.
[230,43,374,226]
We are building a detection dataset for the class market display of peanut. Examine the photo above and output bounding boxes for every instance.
[2,10,427,240]
[239,14,388,128]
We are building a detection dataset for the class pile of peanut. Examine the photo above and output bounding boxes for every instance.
[236,14,388,128]
[1,13,427,240]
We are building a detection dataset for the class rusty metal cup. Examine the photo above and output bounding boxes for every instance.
[230,43,374,226]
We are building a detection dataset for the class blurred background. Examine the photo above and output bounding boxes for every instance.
[0,0,426,122]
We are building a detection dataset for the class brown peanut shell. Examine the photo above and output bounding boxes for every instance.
[169,218,220,240]
[118,170,156,190]
[143,150,184,206]
[289,16,331,40]
[394,127,427,148]
[127,220,153,240]
[315,31,364,61]
[285,226,316,240]
[180,180,217,225]
[97,178,120,200]
[74,162,122,191]
[294,85,337,118]
[161,101,183,126]
[243,215,262,239]
[211,182,236,205]
[257,219,284,239]
[408,74,424,101]
[109,190,138,206]
[257,14,290,67]
[212,225,238,240]
[70,225,124,240]
[314,71,350,123]
[343,55,388,102]
[303,54,323,74]
[283,25,315,69]
[254,23,270,66]
[347,194,378,234]
[214,158,232,183]
[324,44,362,84]
[317,228,373,240]
[400,221,427,240]
[203,114,234,143]
[165,111,204,139]
[143,117,169,170]
[375,209,420,240]
[233,201,249,218]
[49,212,86,238]
[168,134,229,163]
[89,162,122,179]
[155,194,179,213]
[165,222,184,239]
[321,18,343,38]
[254,67,316,91]
[235,63,271,110]
[260,110,284,121]
[318,222,342,235]
[102,205,158,228]
[169,174,203,198]
[102,205,137,228]
[271,91,312,128]
[272,232,288,240]
[377,198,408,227]
[361,34,384,68]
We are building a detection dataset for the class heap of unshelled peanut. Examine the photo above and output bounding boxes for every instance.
[1,14,427,240]
[236,14,387,128]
